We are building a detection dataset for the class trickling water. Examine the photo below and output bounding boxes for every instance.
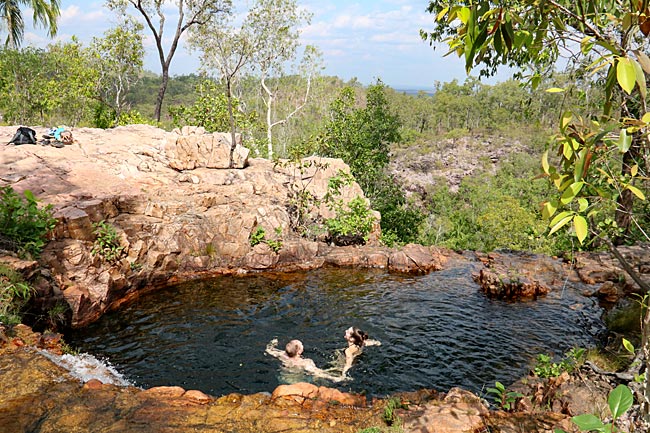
[65,264,606,397]
[39,350,132,386]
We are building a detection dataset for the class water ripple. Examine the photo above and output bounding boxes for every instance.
[66,264,606,398]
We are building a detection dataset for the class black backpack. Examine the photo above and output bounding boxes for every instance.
[9,127,37,145]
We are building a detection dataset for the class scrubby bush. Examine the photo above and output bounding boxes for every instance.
[168,80,259,134]
[0,263,33,325]
[0,186,56,259]
[417,153,571,254]
[325,196,376,245]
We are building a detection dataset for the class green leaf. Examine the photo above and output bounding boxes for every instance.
[560,182,584,205]
[549,212,573,235]
[642,112,650,124]
[617,57,636,95]
[617,129,632,153]
[531,74,541,90]
[546,87,565,93]
[493,26,502,53]
[632,58,647,100]
[608,384,633,420]
[542,200,557,220]
[631,164,639,177]
[580,36,594,55]
[622,338,635,355]
[574,148,588,182]
[458,7,471,24]
[573,215,588,244]
[572,414,605,431]
[23,190,35,202]
[626,185,646,200]
[560,111,572,131]
[541,150,550,174]
[578,198,588,212]
[562,141,574,159]
[436,6,449,22]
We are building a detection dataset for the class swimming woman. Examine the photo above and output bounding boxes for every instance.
[342,326,381,375]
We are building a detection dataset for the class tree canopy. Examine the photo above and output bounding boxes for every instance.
[106,0,232,122]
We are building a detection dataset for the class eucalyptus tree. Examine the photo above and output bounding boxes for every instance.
[423,0,649,416]
[0,0,60,47]
[246,0,317,159]
[105,0,232,122]
[90,17,145,124]
[188,5,255,167]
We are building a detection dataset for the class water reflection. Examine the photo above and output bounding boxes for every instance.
[66,264,606,397]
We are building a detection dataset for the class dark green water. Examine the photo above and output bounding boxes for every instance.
[65,264,605,397]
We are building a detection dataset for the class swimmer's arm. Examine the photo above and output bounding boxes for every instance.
[265,338,285,359]
[305,363,349,383]
[365,339,381,347]
[342,353,354,376]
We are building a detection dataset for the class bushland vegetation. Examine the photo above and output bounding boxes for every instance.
[0,0,645,256]
[0,35,629,252]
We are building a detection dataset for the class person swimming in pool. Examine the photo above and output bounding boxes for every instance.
[265,338,347,382]
[342,326,381,375]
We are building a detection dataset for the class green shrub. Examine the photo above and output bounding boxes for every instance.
[249,226,283,252]
[326,196,376,245]
[0,263,33,325]
[91,220,124,263]
[168,79,259,134]
[486,381,523,411]
[417,153,574,254]
[533,348,585,378]
[116,109,156,127]
[0,186,56,259]
[250,227,266,247]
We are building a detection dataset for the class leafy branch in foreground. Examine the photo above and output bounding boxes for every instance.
[486,381,523,411]
[423,0,649,418]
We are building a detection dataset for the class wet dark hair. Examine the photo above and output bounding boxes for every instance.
[349,327,369,346]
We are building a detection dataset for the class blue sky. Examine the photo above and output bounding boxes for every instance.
[22,0,508,89]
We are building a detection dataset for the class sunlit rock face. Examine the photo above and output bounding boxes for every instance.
[1,125,450,327]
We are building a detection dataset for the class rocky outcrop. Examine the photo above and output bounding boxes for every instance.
[0,125,448,327]
[389,134,534,201]
[573,244,650,303]
[470,246,650,302]
[471,251,558,299]
[164,126,249,169]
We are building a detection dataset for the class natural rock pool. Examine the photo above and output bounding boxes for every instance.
[65,263,606,398]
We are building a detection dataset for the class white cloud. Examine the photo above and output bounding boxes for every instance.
[59,5,106,24]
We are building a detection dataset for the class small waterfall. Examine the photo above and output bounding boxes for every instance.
[39,350,132,387]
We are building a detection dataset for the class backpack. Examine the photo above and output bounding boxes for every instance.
[8,127,37,145]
